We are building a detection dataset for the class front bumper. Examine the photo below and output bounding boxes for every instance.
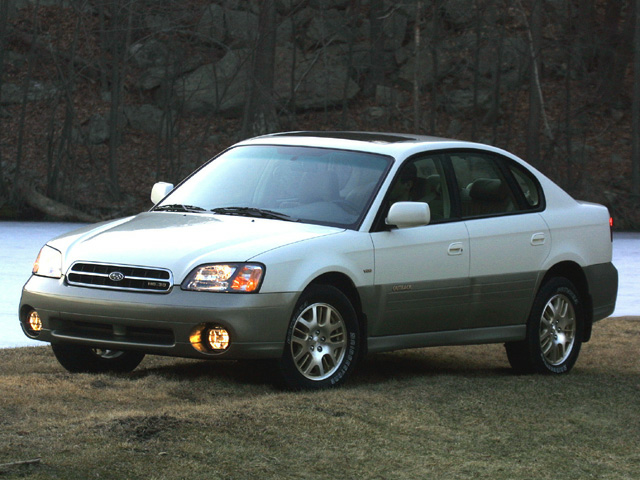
[19,275,297,359]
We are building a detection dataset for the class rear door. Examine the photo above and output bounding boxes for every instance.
[448,151,551,328]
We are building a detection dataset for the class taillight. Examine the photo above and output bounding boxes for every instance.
[609,216,614,242]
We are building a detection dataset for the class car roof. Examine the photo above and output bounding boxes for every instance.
[237,131,491,160]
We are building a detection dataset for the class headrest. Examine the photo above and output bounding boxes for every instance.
[469,178,507,202]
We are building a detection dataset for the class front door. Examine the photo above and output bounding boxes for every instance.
[369,153,471,336]
[370,222,470,336]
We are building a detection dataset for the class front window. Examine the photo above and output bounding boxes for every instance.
[155,145,391,229]
[386,154,451,222]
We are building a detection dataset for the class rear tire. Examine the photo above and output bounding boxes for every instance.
[506,277,584,374]
[278,285,360,390]
[51,343,145,374]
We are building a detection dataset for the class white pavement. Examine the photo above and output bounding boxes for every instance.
[1,222,86,349]
[610,232,640,317]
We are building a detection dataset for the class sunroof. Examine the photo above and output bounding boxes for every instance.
[270,131,418,144]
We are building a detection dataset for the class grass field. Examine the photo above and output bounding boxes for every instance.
[1,318,639,480]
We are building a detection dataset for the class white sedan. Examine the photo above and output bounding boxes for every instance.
[20,132,618,389]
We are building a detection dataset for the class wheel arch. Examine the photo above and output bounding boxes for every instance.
[307,272,368,354]
[539,261,594,342]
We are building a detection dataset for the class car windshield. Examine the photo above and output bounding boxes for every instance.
[155,145,392,229]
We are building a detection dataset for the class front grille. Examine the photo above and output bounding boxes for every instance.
[67,262,173,293]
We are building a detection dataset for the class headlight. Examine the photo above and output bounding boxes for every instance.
[32,245,63,279]
[181,263,264,293]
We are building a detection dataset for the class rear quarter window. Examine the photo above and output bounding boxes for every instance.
[509,164,542,209]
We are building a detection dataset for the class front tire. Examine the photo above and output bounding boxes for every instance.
[506,277,584,374]
[278,285,360,390]
[51,343,145,374]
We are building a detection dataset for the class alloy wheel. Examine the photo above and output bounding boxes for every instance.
[290,302,347,381]
[539,293,577,366]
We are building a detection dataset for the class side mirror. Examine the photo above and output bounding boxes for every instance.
[150,182,174,205]
[386,202,431,229]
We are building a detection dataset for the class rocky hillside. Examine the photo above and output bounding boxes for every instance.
[0,0,636,228]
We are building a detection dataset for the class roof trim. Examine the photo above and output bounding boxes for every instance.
[261,131,448,144]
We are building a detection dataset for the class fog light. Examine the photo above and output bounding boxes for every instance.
[189,324,231,354]
[207,327,230,351]
[28,310,43,332]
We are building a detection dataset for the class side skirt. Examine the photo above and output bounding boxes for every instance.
[367,325,526,354]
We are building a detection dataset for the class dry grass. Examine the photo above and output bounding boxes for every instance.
[1,318,639,480]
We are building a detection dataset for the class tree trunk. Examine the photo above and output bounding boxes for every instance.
[341,2,357,129]
[577,0,596,70]
[0,0,9,197]
[598,1,634,107]
[366,0,384,96]
[414,1,422,132]
[489,0,508,143]
[341,41,354,130]
[107,0,133,200]
[429,0,441,134]
[47,14,81,201]
[471,0,482,141]
[18,183,100,223]
[241,0,278,138]
[97,1,109,93]
[563,0,576,190]
[525,0,542,168]
[287,4,298,126]
[13,3,40,201]
[633,0,640,195]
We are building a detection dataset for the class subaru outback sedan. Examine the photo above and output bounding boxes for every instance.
[19,132,618,389]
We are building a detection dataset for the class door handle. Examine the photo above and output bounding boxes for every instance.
[531,232,546,246]
[448,242,464,256]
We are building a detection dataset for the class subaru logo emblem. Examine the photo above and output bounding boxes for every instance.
[109,271,125,282]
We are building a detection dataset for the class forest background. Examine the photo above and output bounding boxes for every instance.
[1,0,639,229]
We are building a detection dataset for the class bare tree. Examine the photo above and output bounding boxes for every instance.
[341,3,358,129]
[284,1,300,127]
[97,1,110,93]
[366,0,385,96]
[413,1,422,132]
[46,12,83,202]
[577,0,596,70]
[0,0,9,197]
[471,0,484,141]
[13,1,41,200]
[523,0,542,168]
[489,0,508,144]
[562,1,575,189]
[241,0,279,138]
[598,1,635,107]
[633,0,640,195]
[105,0,134,200]
[428,0,441,135]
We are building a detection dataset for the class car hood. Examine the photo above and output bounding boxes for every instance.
[48,212,343,282]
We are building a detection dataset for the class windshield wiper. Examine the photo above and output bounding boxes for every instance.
[155,204,206,213]
[210,207,298,222]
